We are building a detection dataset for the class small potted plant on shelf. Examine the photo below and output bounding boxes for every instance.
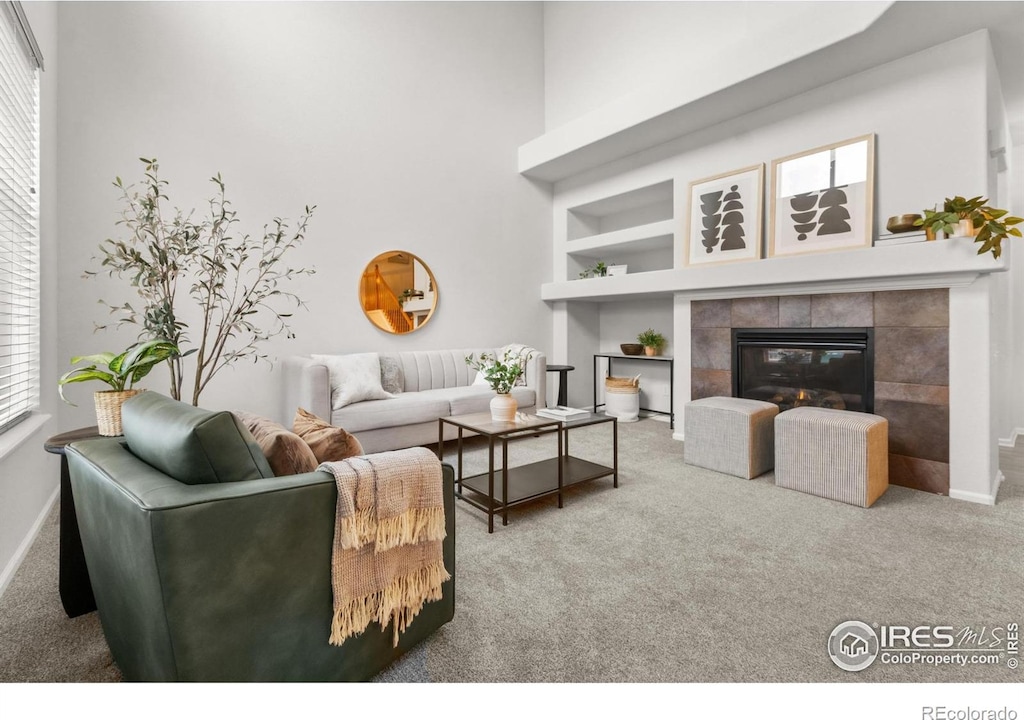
[914,195,1021,258]
[579,260,609,279]
[636,328,666,356]
[58,339,181,436]
[465,348,534,422]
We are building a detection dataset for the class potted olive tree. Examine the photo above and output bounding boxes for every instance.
[87,158,315,405]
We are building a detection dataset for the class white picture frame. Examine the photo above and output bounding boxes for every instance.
[768,134,876,258]
[685,164,764,267]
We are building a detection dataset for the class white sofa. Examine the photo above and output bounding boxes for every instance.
[281,348,547,453]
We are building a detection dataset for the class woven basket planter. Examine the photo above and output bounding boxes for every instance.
[605,376,640,393]
[94,389,144,436]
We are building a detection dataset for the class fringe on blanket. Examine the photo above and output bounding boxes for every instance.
[329,559,450,647]
[336,506,447,553]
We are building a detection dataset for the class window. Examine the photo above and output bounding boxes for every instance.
[0,1,42,435]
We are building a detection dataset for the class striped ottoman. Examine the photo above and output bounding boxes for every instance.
[683,397,778,479]
[774,407,888,508]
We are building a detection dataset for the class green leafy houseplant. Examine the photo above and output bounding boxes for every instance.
[579,260,609,279]
[914,195,1022,259]
[86,158,316,405]
[58,339,181,405]
[637,328,666,350]
[465,349,533,394]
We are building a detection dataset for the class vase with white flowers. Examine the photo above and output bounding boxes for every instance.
[465,349,533,422]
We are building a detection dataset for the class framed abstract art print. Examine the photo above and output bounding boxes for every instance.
[685,164,764,267]
[768,134,875,258]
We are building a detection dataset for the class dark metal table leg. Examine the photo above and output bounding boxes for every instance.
[59,458,96,617]
[613,418,619,488]
[502,438,509,526]
[487,437,495,534]
[557,424,564,509]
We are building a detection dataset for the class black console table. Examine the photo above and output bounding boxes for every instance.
[43,426,102,617]
[593,353,674,428]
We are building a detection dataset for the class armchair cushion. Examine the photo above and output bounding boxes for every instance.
[293,407,364,462]
[234,410,319,477]
[122,392,273,485]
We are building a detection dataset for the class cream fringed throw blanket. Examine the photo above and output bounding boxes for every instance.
[317,447,449,647]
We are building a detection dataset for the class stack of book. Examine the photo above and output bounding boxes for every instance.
[874,230,927,246]
[536,405,590,421]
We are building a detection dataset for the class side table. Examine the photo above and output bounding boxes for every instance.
[545,364,575,407]
[43,426,102,617]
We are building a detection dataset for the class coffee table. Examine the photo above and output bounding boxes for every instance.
[438,411,617,533]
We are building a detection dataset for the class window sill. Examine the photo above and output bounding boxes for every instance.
[0,413,53,464]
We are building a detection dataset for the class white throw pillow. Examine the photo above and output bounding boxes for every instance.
[312,353,393,410]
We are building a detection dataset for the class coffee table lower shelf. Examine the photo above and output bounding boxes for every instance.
[456,455,614,512]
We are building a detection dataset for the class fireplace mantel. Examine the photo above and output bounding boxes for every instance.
[541,239,1008,303]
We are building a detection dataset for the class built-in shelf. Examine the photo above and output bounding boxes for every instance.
[566,220,674,259]
[567,180,673,240]
[545,239,1008,303]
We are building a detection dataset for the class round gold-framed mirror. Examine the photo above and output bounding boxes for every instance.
[359,251,438,334]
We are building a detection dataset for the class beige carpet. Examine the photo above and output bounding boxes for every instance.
[1,418,1022,682]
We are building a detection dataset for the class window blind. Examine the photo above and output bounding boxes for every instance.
[0,1,41,435]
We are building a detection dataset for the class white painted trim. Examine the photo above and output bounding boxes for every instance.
[998,428,1024,448]
[0,413,52,463]
[949,471,1002,506]
[0,486,58,602]
[672,431,685,442]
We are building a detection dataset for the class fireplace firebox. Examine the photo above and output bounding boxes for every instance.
[732,328,874,413]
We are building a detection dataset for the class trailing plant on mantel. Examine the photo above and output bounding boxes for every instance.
[87,158,316,405]
[914,195,1022,259]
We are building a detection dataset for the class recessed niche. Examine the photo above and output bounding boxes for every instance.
[567,180,673,241]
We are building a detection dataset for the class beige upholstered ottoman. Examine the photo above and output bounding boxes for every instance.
[774,406,888,507]
[684,397,779,479]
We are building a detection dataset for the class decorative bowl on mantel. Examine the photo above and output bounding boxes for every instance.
[886,214,922,233]
[620,343,643,356]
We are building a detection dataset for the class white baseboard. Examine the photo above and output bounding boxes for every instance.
[949,470,1003,506]
[998,427,1024,448]
[672,431,685,442]
[0,486,59,602]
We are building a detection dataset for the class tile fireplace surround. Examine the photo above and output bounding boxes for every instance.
[691,290,949,494]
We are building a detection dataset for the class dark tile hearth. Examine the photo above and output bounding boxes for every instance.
[731,296,779,328]
[690,328,731,370]
[778,296,811,328]
[875,327,949,386]
[874,288,949,328]
[875,399,950,464]
[810,292,873,327]
[691,290,951,496]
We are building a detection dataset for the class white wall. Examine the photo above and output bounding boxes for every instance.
[542,0,890,130]
[56,1,550,427]
[597,298,673,414]
[0,1,60,595]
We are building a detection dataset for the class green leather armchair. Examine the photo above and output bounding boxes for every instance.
[64,393,455,682]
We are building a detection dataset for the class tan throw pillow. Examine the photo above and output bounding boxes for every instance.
[293,407,364,462]
[233,411,319,477]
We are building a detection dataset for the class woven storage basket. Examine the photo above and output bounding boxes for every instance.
[94,389,144,436]
[605,376,640,394]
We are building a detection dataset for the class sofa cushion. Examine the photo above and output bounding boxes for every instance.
[121,392,274,485]
[379,354,405,395]
[331,393,451,433]
[312,353,392,410]
[293,407,364,462]
[234,411,319,477]
[418,386,536,417]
